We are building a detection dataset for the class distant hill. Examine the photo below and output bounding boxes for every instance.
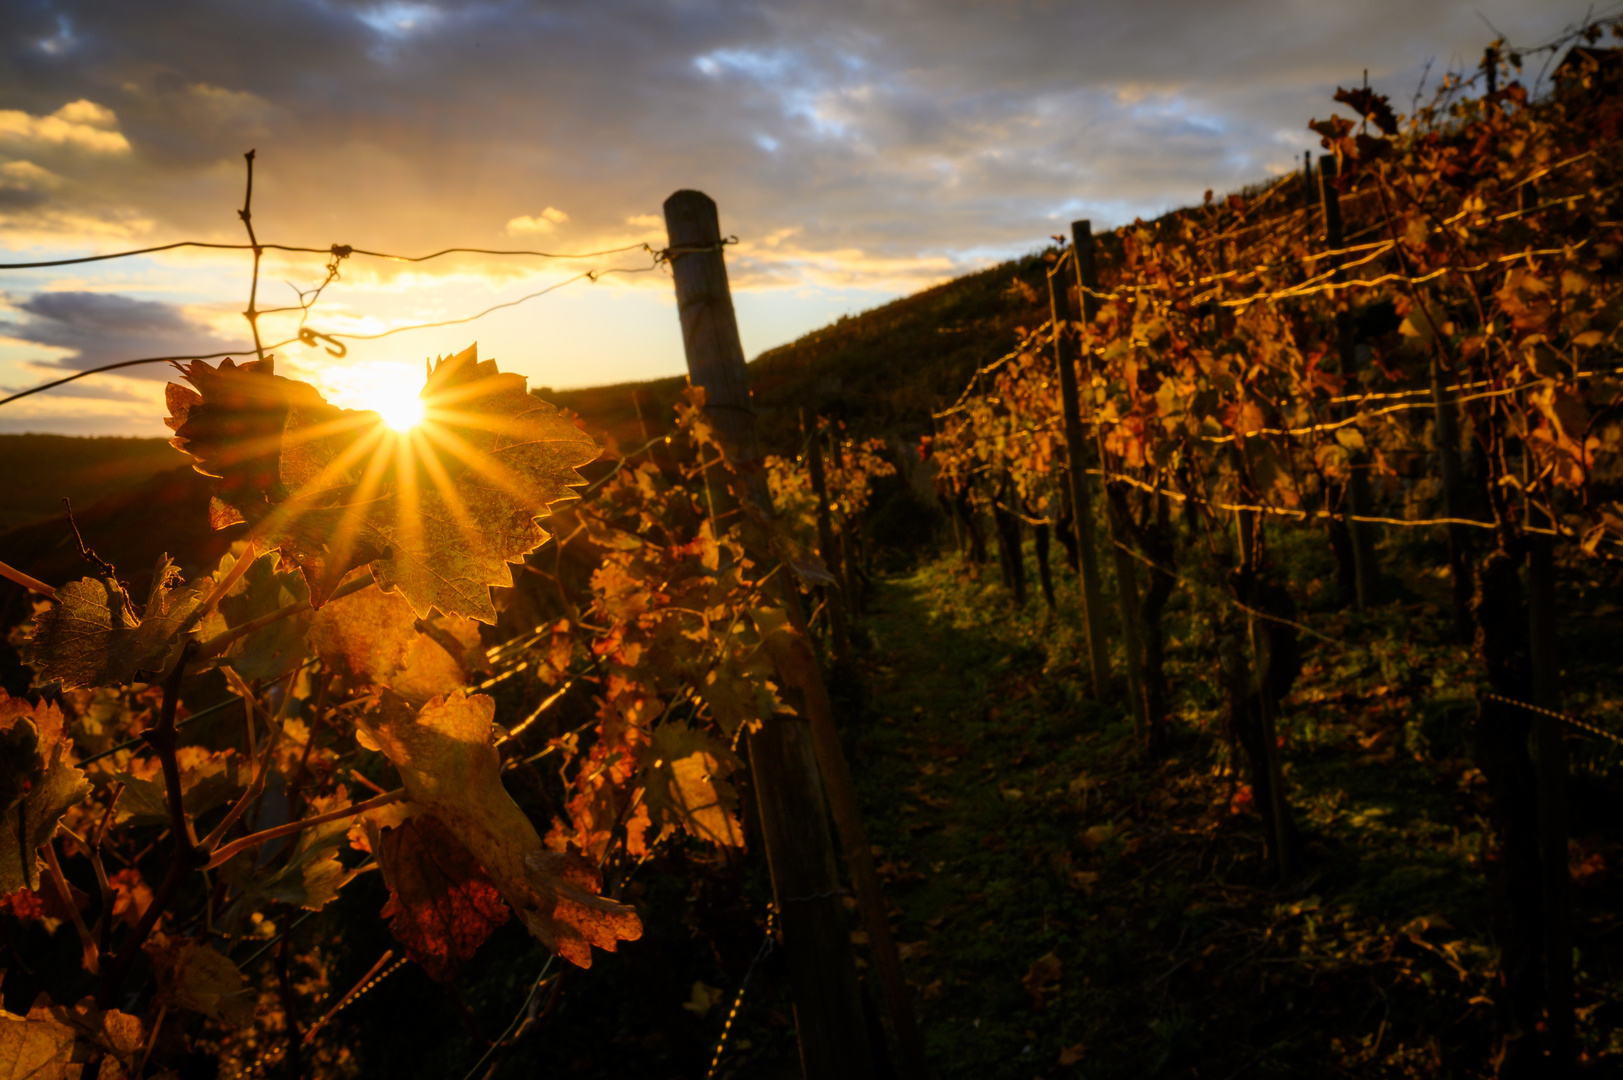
[0,434,185,531]
[547,251,1053,456]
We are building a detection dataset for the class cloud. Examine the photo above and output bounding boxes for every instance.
[0,160,63,208]
[0,99,130,155]
[506,207,570,235]
[0,0,1595,270]
[0,291,244,376]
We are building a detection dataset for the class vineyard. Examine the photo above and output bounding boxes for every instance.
[2,22,1623,1080]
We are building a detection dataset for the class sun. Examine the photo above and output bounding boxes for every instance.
[377,386,426,432]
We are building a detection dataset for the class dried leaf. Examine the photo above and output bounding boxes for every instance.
[145,936,255,1027]
[358,691,641,967]
[1022,951,1063,1008]
[23,559,204,690]
[0,998,81,1080]
[644,724,744,848]
[0,693,91,894]
[376,812,511,982]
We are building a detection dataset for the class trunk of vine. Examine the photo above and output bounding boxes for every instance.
[1325,492,1358,608]
[992,476,1026,606]
[1033,518,1057,622]
[1137,492,1175,745]
[955,487,987,566]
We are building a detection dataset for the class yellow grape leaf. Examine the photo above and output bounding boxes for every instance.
[34,999,145,1080]
[112,747,242,828]
[23,558,204,690]
[308,582,479,701]
[0,998,80,1080]
[643,724,744,848]
[220,788,362,913]
[0,692,91,894]
[145,935,255,1027]
[358,691,642,967]
[195,548,310,681]
[165,345,599,622]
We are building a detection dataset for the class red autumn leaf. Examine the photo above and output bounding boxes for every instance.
[377,813,511,982]
[358,691,642,968]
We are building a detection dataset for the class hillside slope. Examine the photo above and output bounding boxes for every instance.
[549,252,1053,456]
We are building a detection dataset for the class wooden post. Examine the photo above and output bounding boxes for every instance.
[1048,236,1112,699]
[1528,528,1574,1072]
[1318,156,1378,609]
[1430,346,1474,642]
[1235,508,1296,877]
[802,408,851,662]
[664,191,924,1080]
[1302,151,1313,210]
[1072,221,1147,729]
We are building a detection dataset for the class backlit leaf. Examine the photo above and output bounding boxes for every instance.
[0,999,80,1080]
[145,935,255,1027]
[22,559,204,690]
[643,724,744,848]
[358,690,642,967]
[165,344,599,622]
[376,811,511,982]
[0,692,91,894]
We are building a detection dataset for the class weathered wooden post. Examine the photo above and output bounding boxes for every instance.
[1318,156,1378,609]
[1072,221,1148,732]
[1046,237,1112,699]
[664,191,926,1079]
[1528,523,1574,1072]
[802,407,851,662]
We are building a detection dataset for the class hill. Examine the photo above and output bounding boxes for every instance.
[548,252,1054,456]
[0,433,184,531]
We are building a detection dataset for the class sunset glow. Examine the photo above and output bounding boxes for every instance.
[378,390,425,432]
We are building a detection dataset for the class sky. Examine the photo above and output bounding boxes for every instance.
[0,0,1608,436]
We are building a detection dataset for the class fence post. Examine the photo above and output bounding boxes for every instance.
[1072,221,1148,733]
[1318,155,1379,610]
[1047,236,1112,699]
[802,407,851,662]
[1528,528,1574,1072]
[664,191,926,1080]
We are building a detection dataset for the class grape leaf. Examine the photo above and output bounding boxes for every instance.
[0,692,91,894]
[376,812,511,982]
[308,582,479,701]
[0,998,80,1080]
[358,690,642,967]
[111,748,242,828]
[165,344,600,622]
[165,355,333,532]
[196,548,311,681]
[643,724,744,848]
[219,788,362,913]
[144,935,255,1027]
[34,999,145,1080]
[22,558,204,691]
